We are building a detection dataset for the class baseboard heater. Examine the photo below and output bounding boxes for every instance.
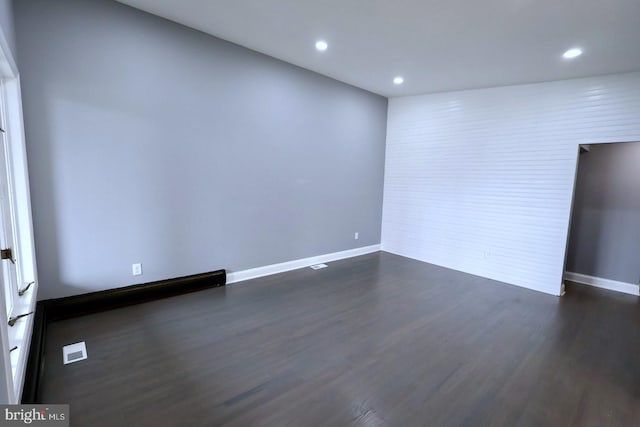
[22,269,226,404]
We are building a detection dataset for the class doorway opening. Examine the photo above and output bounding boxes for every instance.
[563,141,640,296]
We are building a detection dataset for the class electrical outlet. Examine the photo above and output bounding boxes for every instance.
[132,263,142,276]
[354,232,359,240]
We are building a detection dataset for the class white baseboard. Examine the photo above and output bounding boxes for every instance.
[227,244,381,284]
[564,271,639,296]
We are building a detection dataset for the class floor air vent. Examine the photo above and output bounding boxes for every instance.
[63,341,88,365]
[310,264,328,270]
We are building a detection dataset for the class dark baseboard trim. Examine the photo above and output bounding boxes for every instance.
[21,269,226,404]
[45,269,226,322]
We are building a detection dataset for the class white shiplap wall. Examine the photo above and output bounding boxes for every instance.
[382,72,640,295]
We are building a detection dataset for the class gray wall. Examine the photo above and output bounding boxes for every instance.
[566,142,640,284]
[15,0,388,300]
[0,0,15,63]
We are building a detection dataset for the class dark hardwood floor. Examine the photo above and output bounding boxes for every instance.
[40,252,640,426]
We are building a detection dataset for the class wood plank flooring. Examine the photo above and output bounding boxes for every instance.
[40,252,640,426]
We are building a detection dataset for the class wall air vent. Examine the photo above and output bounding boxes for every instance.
[63,341,88,365]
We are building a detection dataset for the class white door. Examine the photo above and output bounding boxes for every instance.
[0,113,19,321]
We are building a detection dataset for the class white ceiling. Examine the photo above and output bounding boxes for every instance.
[115,0,640,97]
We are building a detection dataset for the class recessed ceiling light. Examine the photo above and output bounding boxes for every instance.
[563,48,583,59]
[315,40,328,51]
[393,76,404,85]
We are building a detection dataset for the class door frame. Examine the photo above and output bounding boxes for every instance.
[0,27,39,403]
